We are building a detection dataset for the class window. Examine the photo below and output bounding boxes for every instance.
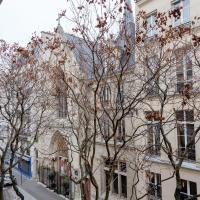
[146,56,159,96]
[176,51,192,93]
[104,159,127,198]
[100,84,111,103]
[57,92,68,118]
[147,172,162,200]
[117,118,125,142]
[172,0,190,26]
[147,123,161,156]
[116,84,124,104]
[180,179,197,200]
[146,111,161,156]
[100,115,110,139]
[176,110,195,160]
[21,108,31,136]
[146,12,157,37]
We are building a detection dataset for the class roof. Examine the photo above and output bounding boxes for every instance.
[64,33,95,79]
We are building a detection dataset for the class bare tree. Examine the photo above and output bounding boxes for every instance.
[0,38,52,200]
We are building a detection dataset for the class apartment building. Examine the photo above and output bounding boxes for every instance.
[135,0,200,200]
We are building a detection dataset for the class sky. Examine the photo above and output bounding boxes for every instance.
[0,0,68,46]
[0,0,135,47]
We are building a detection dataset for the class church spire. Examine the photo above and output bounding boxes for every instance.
[117,0,135,67]
[123,0,135,37]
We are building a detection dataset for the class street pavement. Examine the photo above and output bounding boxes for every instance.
[4,169,66,200]
[21,179,66,200]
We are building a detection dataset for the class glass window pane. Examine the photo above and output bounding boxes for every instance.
[176,61,184,72]
[187,124,194,137]
[113,173,118,194]
[178,135,185,149]
[120,162,126,172]
[177,124,185,135]
[121,175,127,197]
[150,172,155,184]
[147,15,152,37]
[190,181,197,196]
[183,0,190,23]
[176,111,184,121]
[148,57,157,72]
[147,125,154,153]
[155,125,161,155]
[187,70,192,80]
[188,147,196,160]
[186,55,192,70]
[181,179,187,193]
[157,185,162,198]
[186,110,194,121]
[147,172,162,198]
[147,14,156,37]
[177,73,184,81]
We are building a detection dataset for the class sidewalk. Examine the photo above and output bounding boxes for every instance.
[4,186,36,200]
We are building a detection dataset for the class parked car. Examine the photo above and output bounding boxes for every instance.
[1,173,16,186]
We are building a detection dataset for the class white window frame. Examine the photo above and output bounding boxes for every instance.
[176,110,195,160]
[176,51,193,93]
[147,121,161,156]
[147,56,159,96]
[146,12,157,37]
[147,172,162,200]
[104,160,127,198]
[172,0,190,27]
[180,179,197,199]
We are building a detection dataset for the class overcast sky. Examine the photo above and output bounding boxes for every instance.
[0,0,68,46]
[0,0,135,46]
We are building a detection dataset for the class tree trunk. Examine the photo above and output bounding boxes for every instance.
[12,182,24,200]
[0,183,4,200]
[174,168,181,200]
[9,153,24,199]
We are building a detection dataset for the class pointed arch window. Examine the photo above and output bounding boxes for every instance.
[100,84,111,103]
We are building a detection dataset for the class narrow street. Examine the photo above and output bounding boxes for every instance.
[4,169,66,200]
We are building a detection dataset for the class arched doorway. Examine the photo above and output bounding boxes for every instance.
[39,131,71,197]
[49,131,69,173]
